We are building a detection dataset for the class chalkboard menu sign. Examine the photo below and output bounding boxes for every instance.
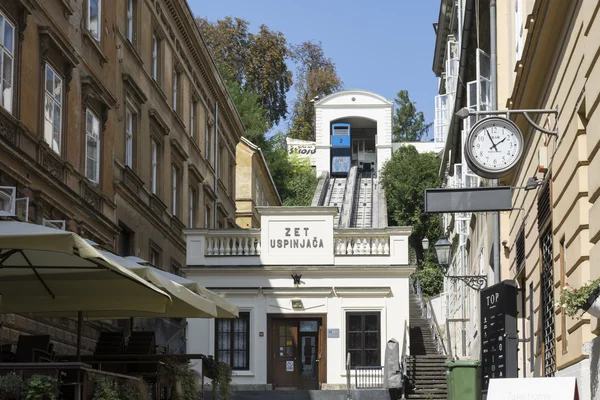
[480,280,518,392]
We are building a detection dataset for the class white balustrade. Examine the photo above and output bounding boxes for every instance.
[205,232,261,256]
[333,234,390,256]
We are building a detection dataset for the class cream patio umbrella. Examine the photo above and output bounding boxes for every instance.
[69,246,219,319]
[125,256,239,318]
[0,220,172,358]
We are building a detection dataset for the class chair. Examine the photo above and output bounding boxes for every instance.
[94,332,125,355]
[126,331,156,355]
[14,335,53,362]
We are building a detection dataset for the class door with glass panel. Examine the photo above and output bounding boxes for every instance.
[272,320,299,389]
[298,321,319,389]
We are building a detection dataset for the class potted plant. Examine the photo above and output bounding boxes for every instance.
[557,278,600,319]
[21,374,57,400]
[0,372,22,400]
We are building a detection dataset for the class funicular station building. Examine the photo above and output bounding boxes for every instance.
[185,90,414,390]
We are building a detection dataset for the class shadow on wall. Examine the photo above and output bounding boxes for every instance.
[584,335,600,400]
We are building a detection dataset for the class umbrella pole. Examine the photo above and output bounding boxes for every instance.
[76,311,83,361]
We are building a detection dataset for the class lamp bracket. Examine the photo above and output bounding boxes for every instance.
[461,108,558,137]
[445,275,488,290]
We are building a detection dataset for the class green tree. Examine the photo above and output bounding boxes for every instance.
[381,145,441,265]
[223,78,269,148]
[263,133,317,206]
[197,17,293,128]
[413,252,444,298]
[288,41,343,141]
[392,90,432,142]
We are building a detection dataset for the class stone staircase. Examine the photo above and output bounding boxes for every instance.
[406,291,448,400]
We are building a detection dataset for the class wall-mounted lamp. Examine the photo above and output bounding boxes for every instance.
[291,299,304,310]
[525,177,543,191]
[421,237,430,251]
[291,274,302,286]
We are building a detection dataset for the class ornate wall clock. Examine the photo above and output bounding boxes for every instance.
[464,117,524,179]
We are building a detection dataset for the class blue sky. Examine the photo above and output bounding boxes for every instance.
[188,0,440,140]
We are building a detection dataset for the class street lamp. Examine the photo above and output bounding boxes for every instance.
[434,235,451,268]
[433,234,487,290]
[421,237,429,251]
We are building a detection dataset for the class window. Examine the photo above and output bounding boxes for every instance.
[150,246,161,268]
[515,0,524,61]
[85,109,101,183]
[171,164,180,216]
[151,140,158,194]
[190,101,196,137]
[126,0,134,43]
[215,312,250,370]
[170,260,182,276]
[189,187,196,228]
[87,0,101,41]
[117,222,134,257]
[229,161,234,195]
[44,64,63,154]
[151,34,158,81]
[172,70,179,111]
[346,312,380,367]
[0,13,15,114]
[205,205,211,228]
[255,179,259,205]
[125,106,134,168]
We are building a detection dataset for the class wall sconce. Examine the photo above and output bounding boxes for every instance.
[291,274,302,287]
[291,299,304,310]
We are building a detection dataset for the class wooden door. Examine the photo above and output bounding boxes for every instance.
[272,320,299,389]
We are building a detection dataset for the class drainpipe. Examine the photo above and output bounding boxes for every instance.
[490,0,501,284]
[213,102,219,229]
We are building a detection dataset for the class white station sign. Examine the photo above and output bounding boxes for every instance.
[261,216,334,265]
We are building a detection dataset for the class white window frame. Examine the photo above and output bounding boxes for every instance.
[205,120,212,164]
[190,101,195,137]
[87,0,101,42]
[85,109,101,183]
[43,63,63,154]
[125,105,134,168]
[205,205,211,228]
[172,70,178,111]
[126,0,134,42]
[0,13,15,114]
[151,140,158,194]
[172,164,178,216]
[152,35,158,81]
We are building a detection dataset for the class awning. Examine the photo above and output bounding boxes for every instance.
[0,221,171,315]
[126,256,239,318]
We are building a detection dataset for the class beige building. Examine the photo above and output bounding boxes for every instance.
[235,137,281,228]
[498,0,599,392]
[434,0,600,396]
[0,0,243,354]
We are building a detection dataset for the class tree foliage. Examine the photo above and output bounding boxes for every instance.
[263,133,318,206]
[288,41,343,141]
[413,251,444,298]
[392,90,432,142]
[197,17,293,128]
[223,77,269,148]
[381,145,441,265]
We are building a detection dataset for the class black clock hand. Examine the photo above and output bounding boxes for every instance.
[495,137,507,147]
[486,130,499,151]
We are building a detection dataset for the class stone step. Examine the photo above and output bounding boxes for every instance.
[203,390,393,400]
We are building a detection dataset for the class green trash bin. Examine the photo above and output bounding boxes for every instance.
[445,360,482,400]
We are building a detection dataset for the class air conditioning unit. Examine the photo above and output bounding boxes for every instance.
[43,219,66,230]
[0,186,16,217]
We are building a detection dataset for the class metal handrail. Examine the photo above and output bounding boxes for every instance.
[346,352,351,400]
[400,319,409,399]
[427,299,447,356]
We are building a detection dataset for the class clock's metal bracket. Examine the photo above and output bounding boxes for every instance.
[459,108,559,137]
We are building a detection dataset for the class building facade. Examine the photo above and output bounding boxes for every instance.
[235,137,281,228]
[433,0,600,397]
[0,0,242,354]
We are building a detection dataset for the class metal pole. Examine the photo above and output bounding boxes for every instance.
[490,0,501,284]
[213,102,218,229]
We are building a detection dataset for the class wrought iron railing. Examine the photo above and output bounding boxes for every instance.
[410,277,448,356]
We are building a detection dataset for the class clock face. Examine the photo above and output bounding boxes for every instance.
[465,117,524,179]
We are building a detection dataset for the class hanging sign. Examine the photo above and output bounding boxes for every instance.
[480,280,519,392]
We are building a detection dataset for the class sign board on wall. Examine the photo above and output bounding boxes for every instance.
[487,377,579,400]
[258,208,336,265]
[480,280,518,392]
[286,137,316,167]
